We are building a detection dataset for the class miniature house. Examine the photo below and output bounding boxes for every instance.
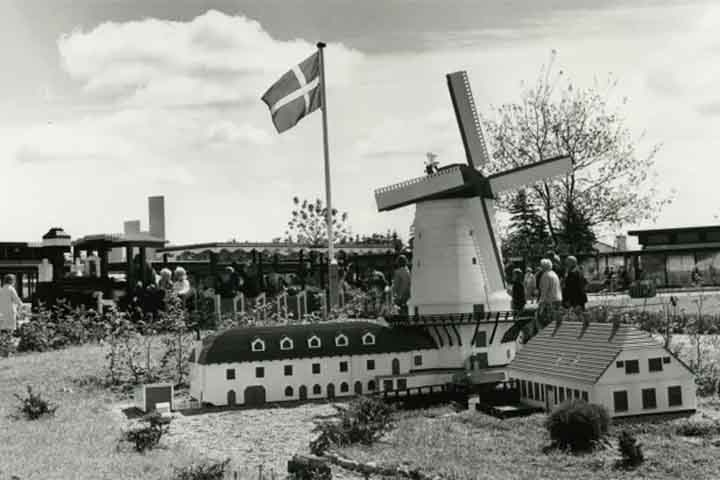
[134,383,174,413]
[508,321,696,418]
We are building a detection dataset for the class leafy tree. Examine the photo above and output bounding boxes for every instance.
[502,189,553,264]
[484,52,671,246]
[285,197,351,246]
[556,200,597,255]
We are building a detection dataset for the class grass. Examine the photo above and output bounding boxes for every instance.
[337,406,720,480]
[0,343,204,480]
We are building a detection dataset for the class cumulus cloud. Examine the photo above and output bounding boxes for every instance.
[58,10,364,108]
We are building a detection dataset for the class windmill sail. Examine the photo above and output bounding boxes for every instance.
[447,71,491,169]
[488,155,572,194]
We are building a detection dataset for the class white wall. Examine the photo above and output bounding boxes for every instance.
[421,322,517,370]
[193,349,434,406]
[595,347,696,417]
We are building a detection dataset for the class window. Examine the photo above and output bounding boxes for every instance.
[397,379,407,390]
[383,379,394,391]
[574,389,580,399]
[625,359,640,374]
[668,386,683,407]
[559,387,565,403]
[613,391,629,412]
[648,357,663,372]
[255,367,264,378]
[339,361,348,372]
[540,384,545,402]
[366,359,375,370]
[367,380,376,391]
[642,388,657,409]
[308,335,321,349]
[251,338,265,352]
[663,356,671,364]
[340,382,349,393]
[527,382,534,400]
[581,391,588,402]
[472,257,477,265]
[534,382,540,400]
[284,365,293,376]
[280,336,294,350]
[313,384,322,395]
[475,331,487,347]
[616,361,624,368]
[362,332,376,345]
[312,363,321,374]
[414,355,423,366]
[284,386,294,397]
[226,369,236,380]
[520,380,527,398]
[335,334,349,347]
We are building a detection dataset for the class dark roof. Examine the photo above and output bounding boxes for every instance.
[73,232,166,248]
[628,225,720,236]
[509,321,666,384]
[42,227,71,240]
[197,321,438,365]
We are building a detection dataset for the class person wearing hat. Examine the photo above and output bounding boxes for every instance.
[392,255,411,316]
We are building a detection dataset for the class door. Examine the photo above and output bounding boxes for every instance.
[299,385,307,400]
[327,383,335,399]
[475,353,488,368]
[354,381,362,395]
[227,390,237,406]
[244,386,266,407]
[392,358,400,375]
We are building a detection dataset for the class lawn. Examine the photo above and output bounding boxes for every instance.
[337,405,720,480]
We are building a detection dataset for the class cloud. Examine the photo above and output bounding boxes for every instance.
[58,10,364,108]
[204,121,272,146]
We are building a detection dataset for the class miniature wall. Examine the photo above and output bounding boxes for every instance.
[423,323,517,369]
[508,371,593,410]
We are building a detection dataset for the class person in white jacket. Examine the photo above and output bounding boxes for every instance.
[0,274,24,332]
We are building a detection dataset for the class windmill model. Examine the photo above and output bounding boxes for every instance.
[374,71,572,373]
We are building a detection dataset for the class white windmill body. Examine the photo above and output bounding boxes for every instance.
[374,71,572,377]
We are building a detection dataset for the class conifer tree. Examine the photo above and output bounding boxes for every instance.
[502,189,552,264]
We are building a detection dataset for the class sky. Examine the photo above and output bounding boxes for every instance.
[1,0,719,250]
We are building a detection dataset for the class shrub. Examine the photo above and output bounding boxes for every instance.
[310,396,395,455]
[617,430,644,468]
[545,400,609,452]
[14,386,57,420]
[0,330,15,357]
[173,459,230,480]
[122,412,172,453]
[674,418,720,437]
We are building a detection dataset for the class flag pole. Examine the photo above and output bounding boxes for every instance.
[317,41,338,310]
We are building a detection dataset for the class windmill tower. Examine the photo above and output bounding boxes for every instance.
[373,71,572,374]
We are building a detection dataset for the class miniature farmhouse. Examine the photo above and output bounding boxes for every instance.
[509,320,697,418]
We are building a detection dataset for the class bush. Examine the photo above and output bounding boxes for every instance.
[617,430,644,468]
[122,412,172,453]
[173,459,230,480]
[695,363,720,397]
[310,396,395,455]
[14,386,57,420]
[674,418,720,437]
[545,400,609,452]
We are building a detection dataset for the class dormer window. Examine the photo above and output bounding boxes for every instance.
[280,336,294,351]
[251,338,265,352]
[308,335,321,349]
[362,332,376,346]
[335,334,349,347]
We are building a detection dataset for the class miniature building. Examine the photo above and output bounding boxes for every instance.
[508,321,696,418]
[134,383,174,413]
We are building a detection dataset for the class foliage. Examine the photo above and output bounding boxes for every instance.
[484,52,671,244]
[14,385,57,420]
[616,430,644,469]
[545,399,610,452]
[16,302,108,352]
[353,230,405,251]
[310,396,396,455]
[502,189,553,264]
[285,196,351,246]
[556,200,597,255]
[673,418,720,437]
[173,459,231,480]
[0,329,15,357]
[121,412,172,453]
[159,294,195,387]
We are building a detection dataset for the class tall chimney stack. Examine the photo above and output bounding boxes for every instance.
[148,196,165,241]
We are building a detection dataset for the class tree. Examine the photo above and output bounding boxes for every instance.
[556,200,596,255]
[502,189,553,264]
[285,197,352,246]
[355,230,404,251]
[484,52,671,247]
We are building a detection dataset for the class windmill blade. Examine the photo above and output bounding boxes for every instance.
[488,155,572,194]
[447,71,491,170]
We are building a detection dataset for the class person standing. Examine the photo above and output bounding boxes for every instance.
[0,274,24,333]
[510,268,526,316]
[391,255,411,316]
[562,256,587,312]
[537,258,562,329]
[524,267,536,303]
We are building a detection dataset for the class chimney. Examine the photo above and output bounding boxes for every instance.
[148,196,165,241]
[615,235,627,251]
[124,220,141,235]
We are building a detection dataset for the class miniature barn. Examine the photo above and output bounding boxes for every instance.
[508,320,697,418]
